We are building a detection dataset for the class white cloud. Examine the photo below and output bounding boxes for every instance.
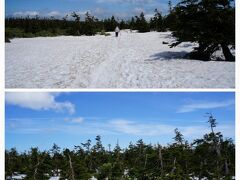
[145,13,154,20]
[133,7,145,14]
[94,8,106,14]
[12,10,66,18]
[13,11,39,17]
[13,12,24,16]
[109,119,186,136]
[6,92,75,114]
[177,100,234,113]
[46,11,61,17]
[6,117,234,142]
[108,119,234,140]
[64,117,84,124]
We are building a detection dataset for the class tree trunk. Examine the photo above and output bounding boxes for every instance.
[34,158,40,180]
[68,154,75,180]
[144,154,148,169]
[171,157,176,174]
[225,159,229,176]
[221,43,235,61]
[158,145,164,175]
[188,43,211,61]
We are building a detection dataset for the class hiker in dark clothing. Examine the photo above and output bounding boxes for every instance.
[115,26,120,37]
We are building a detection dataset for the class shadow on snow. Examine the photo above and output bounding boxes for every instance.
[146,51,188,61]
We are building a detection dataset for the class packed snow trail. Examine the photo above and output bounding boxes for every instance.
[5,31,235,88]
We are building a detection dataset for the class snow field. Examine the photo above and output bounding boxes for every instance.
[5,31,235,88]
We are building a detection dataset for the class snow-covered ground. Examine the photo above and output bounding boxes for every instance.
[7,175,60,180]
[49,176,60,180]
[5,31,235,88]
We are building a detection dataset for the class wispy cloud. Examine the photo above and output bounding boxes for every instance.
[64,117,84,124]
[13,11,39,17]
[12,10,65,18]
[109,119,179,136]
[109,119,207,137]
[177,100,234,113]
[133,7,145,14]
[46,11,62,17]
[6,117,235,141]
[6,92,75,114]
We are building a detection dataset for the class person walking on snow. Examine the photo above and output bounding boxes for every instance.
[115,26,120,37]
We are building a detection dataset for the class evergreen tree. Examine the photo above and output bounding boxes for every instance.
[192,114,235,179]
[60,149,76,180]
[168,0,173,13]
[5,148,21,177]
[50,143,62,177]
[25,148,50,180]
[173,128,184,145]
[83,12,97,35]
[135,12,150,33]
[150,9,165,32]
[97,163,112,179]
[129,17,136,30]
[112,142,124,178]
[5,119,235,179]
[91,135,107,172]
[170,0,235,61]
[71,12,81,35]
[119,19,126,30]
[207,113,217,134]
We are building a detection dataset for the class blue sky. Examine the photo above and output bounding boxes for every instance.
[5,0,174,20]
[6,92,235,152]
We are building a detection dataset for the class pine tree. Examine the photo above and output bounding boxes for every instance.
[168,0,173,13]
[130,17,136,30]
[25,148,50,180]
[84,12,97,35]
[150,9,165,32]
[50,143,62,177]
[135,12,150,33]
[170,0,235,61]
[173,128,184,145]
[5,116,235,179]
[112,142,124,178]
[71,12,81,35]
[5,148,20,177]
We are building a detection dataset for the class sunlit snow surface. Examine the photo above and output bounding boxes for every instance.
[49,177,60,180]
[5,31,235,88]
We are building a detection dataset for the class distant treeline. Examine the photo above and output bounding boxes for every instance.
[6,114,235,179]
[5,0,235,61]
[5,9,170,39]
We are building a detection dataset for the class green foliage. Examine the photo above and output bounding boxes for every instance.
[170,0,235,61]
[25,148,50,180]
[5,8,174,41]
[5,115,235,179]
[150,9,165,32]
[173,128,185,145]
[97,163,112,179]
[135,12,150,33]
[83,12,98,35]
[103,16,118,32]
[5,148,21,177]
[60,148,91,179]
